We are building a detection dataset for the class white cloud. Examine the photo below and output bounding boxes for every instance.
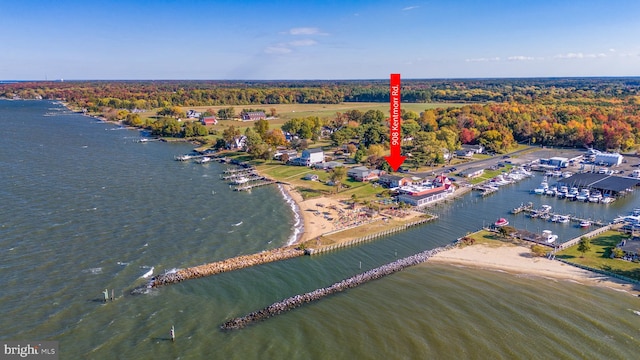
[554,52,606,59]
[402,6,420,11]
[264,46,292,54]
[609,48,616,52]
[288,39,317,47]
[507,56,534,61]
[287,27,327,35]
[465,57,501,62]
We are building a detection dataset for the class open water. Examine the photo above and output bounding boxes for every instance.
[1,100,639,359]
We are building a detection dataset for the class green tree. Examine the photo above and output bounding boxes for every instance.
[328,166,347,193]
[222,125,241,145]
[217,107,235,119]
[577,237,591,258]
[254,119,270,138]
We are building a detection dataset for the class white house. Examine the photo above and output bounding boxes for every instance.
[461,144,484,154]
[298,148,324,166]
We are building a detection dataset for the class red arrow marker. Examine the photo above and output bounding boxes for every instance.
[385,73,406,171]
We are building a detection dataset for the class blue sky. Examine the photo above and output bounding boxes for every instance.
[1,0,639,80]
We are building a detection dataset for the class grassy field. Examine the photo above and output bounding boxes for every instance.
[257,162,386,201]
[556,230,640,281]
[137,102,467,144]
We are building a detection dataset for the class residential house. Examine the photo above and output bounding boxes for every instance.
[273,149,298,161]
[186,110,202,119]
[461,144,484,154]
[303,174,319,181]
[455,149,475,158]
[241,111,266,121]
[459,167,484,178]
[347,166,385,182]
[231,135,247,150]
[378,174,412,188]
[299,148,324,166]
[201,116,218,126]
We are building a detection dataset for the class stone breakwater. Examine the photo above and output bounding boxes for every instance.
[220,243,458,330]
[144,247,305,289]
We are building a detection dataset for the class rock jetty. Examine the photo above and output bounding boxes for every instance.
[144,246,305,289]
[220,243,457,330]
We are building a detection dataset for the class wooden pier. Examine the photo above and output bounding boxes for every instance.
[512,205,605,227]
[472,184,499,197]
[233,179,277,191]
[223,166,255,174]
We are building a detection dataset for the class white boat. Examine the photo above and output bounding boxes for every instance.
[494,218,509,227]
[576,188,590,202]
[566,187,579,200]
[175,154,194,161]
[532,181,549,195]
[600,196,615,204]
[542,230,558,244]
[579,220,591,228]
[588,190,602,203]
[195,156,212,164]
[545,186,558,196]
[234,177,249,184]
[557,215,570,224]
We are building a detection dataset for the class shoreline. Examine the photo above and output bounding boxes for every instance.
[427,243,640,297]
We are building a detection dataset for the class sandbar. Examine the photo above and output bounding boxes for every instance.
[428,243,640,297]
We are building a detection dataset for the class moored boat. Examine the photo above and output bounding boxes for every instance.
[579,220,591,228]
[494,218,509,227]
[542,230,558,244]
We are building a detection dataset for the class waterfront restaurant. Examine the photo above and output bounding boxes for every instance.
[397,178,455,207]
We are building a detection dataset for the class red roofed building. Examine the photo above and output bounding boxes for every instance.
[201,116,218,125]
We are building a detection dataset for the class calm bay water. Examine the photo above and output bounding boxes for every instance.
[1,100,639,359]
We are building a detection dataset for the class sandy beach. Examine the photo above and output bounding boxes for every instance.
[280,184,341,243]
[280,184,425,245]
[429,243,640,297]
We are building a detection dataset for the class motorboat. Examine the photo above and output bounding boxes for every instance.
[542,230,558,244]
[494,218,509,227]
[576,188,590,202]
[557,215,570,224]
[588,190,603,203]
[545,186,558,196]
[195,156,212,164]
[566,187,579,200]
[532,181,549,195]
[579,220,591,228]
[234,177,249,184]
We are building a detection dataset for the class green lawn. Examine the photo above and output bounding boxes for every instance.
[467,165,514,185]
[556,230,640,281]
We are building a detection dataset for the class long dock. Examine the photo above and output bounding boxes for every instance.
[511,204,605,226]
[233,179,277,191]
